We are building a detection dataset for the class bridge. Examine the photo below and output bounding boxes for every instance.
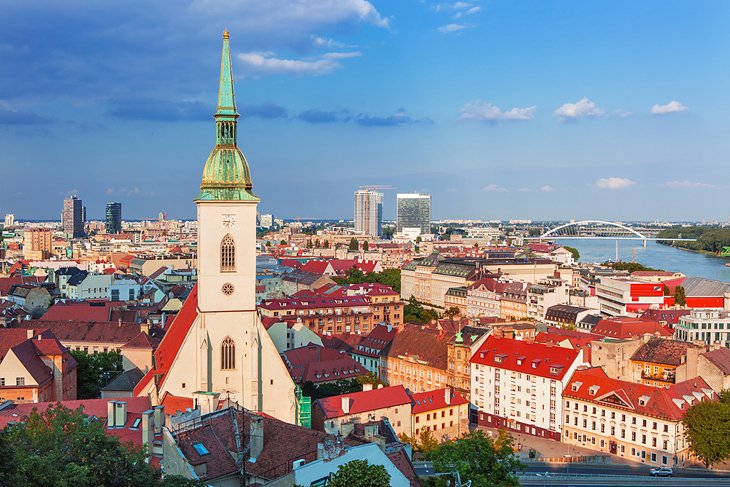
[529,220,697,242]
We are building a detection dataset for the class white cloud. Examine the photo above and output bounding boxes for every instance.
[540,185,556,192]
[614,109,632,118]
[664,180,715,189]
[651,100,688,115]
[594,177,636,190]
[312,35,348,48]
[554,97,604,122]
[460,101,536,122]
[437,23,469,33]
[482,184,507,192]
[454,5,481,18]
[238,51,360,75]
[517,187,532,193]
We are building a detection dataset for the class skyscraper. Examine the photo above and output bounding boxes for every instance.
[62,196,84,238]
[354,189,383,237]
[396,193,431,235]
[105,202,122,234]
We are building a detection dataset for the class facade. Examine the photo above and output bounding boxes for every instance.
[354,189,383,237]
[134,32,297,424]
[526,279,569,321]
[24,229,53,260]
[411,387,469,441]
[396,193,431,235]
[259,296,377,335]
[401,256,482,308]
[697,347,730,393]
[595,276,668,316]
[471,336,583,440]
[629,338,699,387]
[466,278,503,318]
[350,323,397,378]
[444,286,467,316]
[674,309,730,347]
[562,367,714,467]
[105,202,122,234]
[62,195,85,238]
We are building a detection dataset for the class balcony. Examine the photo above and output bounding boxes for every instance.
[641,370,675,383]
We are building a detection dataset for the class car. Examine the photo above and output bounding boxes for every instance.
[649,467,673,477]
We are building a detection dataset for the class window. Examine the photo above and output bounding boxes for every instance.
[16,377,24,386]
[221,234,236,272]
[192,442,209,456]
[221,337,235,370]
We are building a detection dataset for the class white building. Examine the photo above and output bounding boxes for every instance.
[595,276,667,317]
[396,193,431,236]
[471,336,583,440]
[134,31,297,424]
[674,309,730,347]
[354,189,383,237]
[527,278,569,321]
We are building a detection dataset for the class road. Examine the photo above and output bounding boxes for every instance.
[524,462,730,479]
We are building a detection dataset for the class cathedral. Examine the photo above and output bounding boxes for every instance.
[134,31,297,423]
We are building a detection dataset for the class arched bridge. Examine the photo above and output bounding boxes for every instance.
[531,221,696,241]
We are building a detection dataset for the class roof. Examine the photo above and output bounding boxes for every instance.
[387,324,452,370]
[161,392,195,415]
[564,367,714,422]
[281,269,327,286]
[0,276,45,296]
[701,348,730,375]
[121,331,155,350]
[682,277,730,297]
[320,333,363,353]
[315,385,412,419]
[282,345,367,384]
[259,295,370,311]
[10,339,53,385]
[352,324,397,358]
[134,285,199,396]
[0,328,33,360]
[40,300,125,322]
[534,327,601,362]
[630,338,697,366]
[640,308,691,325]
[544,304,589,322]
[410,388,469,414]
[471,336,581,380]
[592,317,672,339]
[17,320,145,345]
[102,367,145,392]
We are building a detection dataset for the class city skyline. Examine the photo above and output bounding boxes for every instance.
[1,1,728,221]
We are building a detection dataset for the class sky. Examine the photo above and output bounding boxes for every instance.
[0,0,728,222]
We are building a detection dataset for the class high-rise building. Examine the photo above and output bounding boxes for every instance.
[3,214,14,227]
[24,229,53,259]
[105,202,122,234]
[133,31,296,423]
[396,193,431,235]
[62,196,84,238]
[354,189,383,237]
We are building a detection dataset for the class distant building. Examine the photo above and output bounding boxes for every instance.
[396,193,431,235]
[674,309,730,347]
[105,202,122,234]
[62,195,85,238]
[24,229,53,260]
[3,214,14,227]
[354,189,383,237]
[259,213,273,228]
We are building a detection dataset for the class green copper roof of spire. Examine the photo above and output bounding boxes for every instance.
[196,30,258,202]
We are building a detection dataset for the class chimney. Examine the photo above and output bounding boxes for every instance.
[140,321,150,336]
[153,405,165,434]
[107,401,116,428]
[141,409,154,462]
[118,317,122,327]
[341,397,351,414]
[115,401,127,427]
[316,442,325,459]
[387,323,392,333]
[444,387,452,405]
[363,383,373,392]
[249,415,264,462]
[26,329,34,339]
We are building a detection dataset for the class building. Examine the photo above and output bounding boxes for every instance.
[591,317,673,340]
[697,347,730,393]
[629,338,699,387]
[350,323,397,378]
[595,276,669,316]
[527,279,569,321]
[543,304,594,329]
[3,214,14,227]
[312,385,412,436]
[679,277,730,309]
[24,229,53,260]
[396,193,431,235]
[134,32,297,423]
[471,336,584,440]
[259,296,377,335]
[411,387,469,441]
[674,309,730,347]
[466,278,504,318]
[62,195,85,238]
[444,286,467,316]
[354,189,383,237]
[562,367,714,467]
[281,344,367,386]
[105,202,122,234]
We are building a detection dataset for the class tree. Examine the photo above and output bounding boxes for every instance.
[426,429,524,487]
[563,245,580,262]
[417,428,438,454]
[444,306,461,320]
[348,238,359,251]
[363,240,369,251]
[404,296,440,324]
[280,239,287,245]
[328,459,390,487]
[682,399,730,467]
[323,240,330,249]
[314,238,321,248]
[398,432,416,447]
[674,285,687,306]
[71,350,124,399]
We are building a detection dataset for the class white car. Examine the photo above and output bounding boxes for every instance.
[649,467,674,477]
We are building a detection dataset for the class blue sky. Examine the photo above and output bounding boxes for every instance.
[1,0,728,221]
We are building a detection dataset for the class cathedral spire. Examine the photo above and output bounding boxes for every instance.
[196,30,257,202]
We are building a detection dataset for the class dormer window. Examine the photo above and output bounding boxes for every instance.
[588,385,600,396]
[638,395,650,406]
[572,381,582,392]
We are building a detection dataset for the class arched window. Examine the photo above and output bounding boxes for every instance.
[221,234,235,272]
[221,337,235,370]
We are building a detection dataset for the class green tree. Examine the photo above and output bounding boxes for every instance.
[363,240,369,251]
[417,428,438,454]
[280,239,287,245]
[674,285,687,306]
[71,350,123,399]
[398,432,416,447]
[323,240,330,249]
[682,399,730,467]
[348,238,359,251]
[314,238,321,248]
[426,429,524,487]
[602,261,662,273]
[404,296,440,324]
[328,460,390,487]
[444,306,461,320]
[563,245,580,261]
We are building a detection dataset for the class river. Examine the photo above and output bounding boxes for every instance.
[555,239,730,282]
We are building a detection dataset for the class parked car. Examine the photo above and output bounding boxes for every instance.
[649,467,673,477]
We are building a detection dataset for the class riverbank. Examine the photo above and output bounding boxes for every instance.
[657,241,727,259]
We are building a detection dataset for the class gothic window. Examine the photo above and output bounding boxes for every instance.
[221,337,235,370]
[221,234,235,272]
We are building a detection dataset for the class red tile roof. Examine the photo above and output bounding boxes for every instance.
[700,348,730,375]
[471,336,581,380]
[640,308,691,325]
[315,385,412,419]
[0,276,45,296]
[388,324,453,370]
[134,285,199,396]
[592,317,673,339]
[319,333,363,353]
[282,345,367,384]
[410,388,469,414]
[352,324,397,358]
[17,320,145,345]
[40,300,125,322]
[300,260,334,275]
[121,331,155,349]
[0,328,33,360]
[564,367,714,421]
[259,295,371,311]
[161,392,195,415]
[535,327,602,363]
